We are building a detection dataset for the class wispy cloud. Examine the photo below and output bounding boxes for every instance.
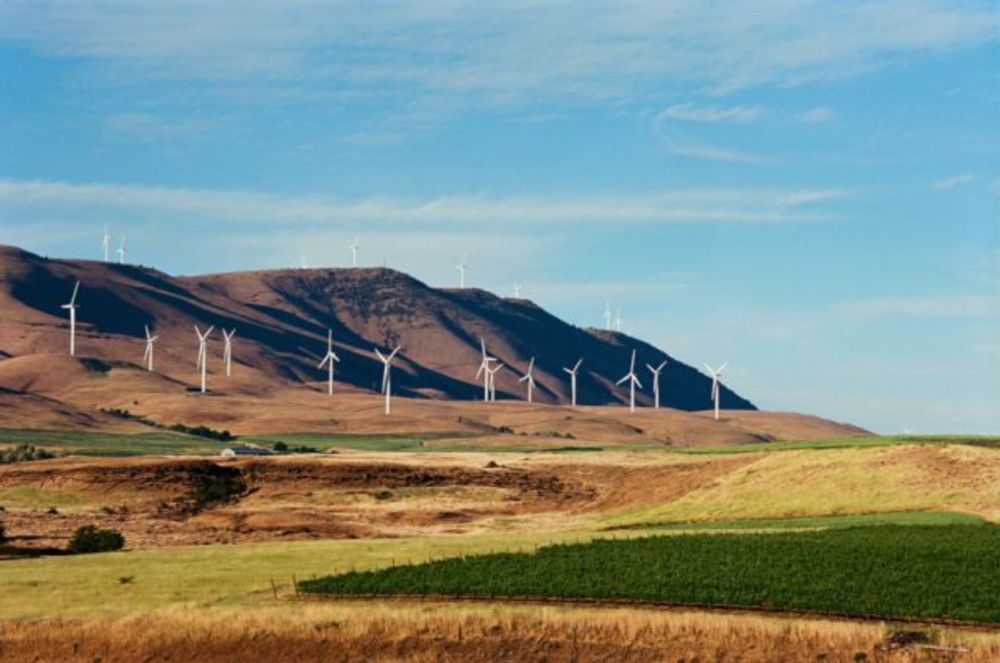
[931,173,975,190]
[658,104,762,123]
[834,294,1000,319]
[798,107,837,124]
[0,178,845,226]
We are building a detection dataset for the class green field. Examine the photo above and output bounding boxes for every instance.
[610,510,985,532]
[0,428,229,456]
[678,434,1000,455]
[300,525,1000,623]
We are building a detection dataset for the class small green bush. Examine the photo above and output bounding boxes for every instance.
[273,441,289,452]
[67,525,125,554]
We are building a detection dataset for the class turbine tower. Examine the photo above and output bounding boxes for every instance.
[616,349,643,413]
[142,325,158,371]
[703,362,728,421]
[351,237,360,267]
[194,325,214,394]
[519,357,536,403]
[116,235,126,264]
[563,358,583,407]
[646,360,668,409]
[101,226,111,262]
[375,346,401,415]
[604,302,612,330]
[614,309,623,333]
[475,338,497,402]
[61,281,80,356]
[318,329,341,395]
[456,257,468,288]
[222,328,236,377]
[513,283,522,298]
[485,362,504,401]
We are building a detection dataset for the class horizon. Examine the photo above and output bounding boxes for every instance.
[1,1,998,434]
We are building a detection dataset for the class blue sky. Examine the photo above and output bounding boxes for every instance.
[0,1,997,433]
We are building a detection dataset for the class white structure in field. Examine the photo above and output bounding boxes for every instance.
[703,362,728,421]
[375,346,401,414]
[519,357,536,403]
[475,338,497,402]
[485,362,504,401]
[563,358,583,407]
[351,237,360,267]
[318,329,341,395]
[101,226,111,262]
[194,325,214,394]
[116,236,126,264]
[456,257,468,288]
[646,360,668,409]
[616,349,642,413]
[61,281,81,356]
[222,328,236,377]
[143,325,158,371]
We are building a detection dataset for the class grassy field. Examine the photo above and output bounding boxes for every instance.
[0,428,229,456]
[301,525,1000,623]
[679,434,1000,455]
[611,510,985,532]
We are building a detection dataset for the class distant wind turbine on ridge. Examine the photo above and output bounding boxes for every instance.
[194,325,214,394]
[616,350,642,412]
[457,257,468,288]
[563,358,583,407]
[61,281,80,356]
[222,329,236,377]
[519,357,536,403]
[646,360,668,409]
[101,226,111,262]
[703,362,728,421]
[350,237,360,267]
[513,283,522,299]
[375,346,401,415]
[604,302,612,330]
[614,309,623,333]
[116,236,126,264]
[143,325,158,371]
[475,338,497,403]
[318,329,341,395]
[485,362,504,401]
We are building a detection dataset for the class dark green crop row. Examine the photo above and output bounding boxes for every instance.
[300,525,1000,622]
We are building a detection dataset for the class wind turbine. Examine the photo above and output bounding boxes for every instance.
[350,237,359,267]
[194,325,214,394]
[616,350,643,413]
[61,281,80,356]
[475,338,497,402]
[375,346,401,415]
[142,325,158,371]
[604,302,612,330]
[646,360,668,409]
[513,283,522,298]
[614,309,623,333]
[703,362,728,421]
[222,329,236,377]
[485,362,504,401]
[116,236,126,264]
[563,358,583,407]
[101,226,111,262]
[456,257,468,288]
[318,329,340,395]
[519,357,536,403]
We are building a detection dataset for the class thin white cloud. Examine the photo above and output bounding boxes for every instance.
[931,173,976,190]
[0,178,844,226]
[798,107,837,123]
[658,104,762,123]
[834,294,1000,319]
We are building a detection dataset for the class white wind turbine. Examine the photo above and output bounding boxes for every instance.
[475,338,497,402]
[456,257,468,288]
[485,362,504,401]
[563,358,583,407]
[142,325,158,371]
[646,360,668,409]
[101,226,111,262]
[703,362,728,421]
[616,350,643,413]
[519,357,536,403]
[61,281,80,356]
[350,237,360,267]
[116,235,126,264]
[222,329,236,377]
[604,302,612,330]
[375,346,401,415]
[194,325,214,394]
[614,309,623,333]
[513,283,522,298]
[318,329,341,396]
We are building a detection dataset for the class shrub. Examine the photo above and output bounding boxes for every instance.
[0,444,55,464]
[67,525,125,554]
[273,441,289,452]
[0,521,6,544]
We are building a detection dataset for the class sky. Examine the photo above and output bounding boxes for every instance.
[0,1,997,433]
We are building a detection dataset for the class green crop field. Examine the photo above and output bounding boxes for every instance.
[300,524,1000,623]
[0,428,229,456]
[609,510,985,532]
[677,435,1000,455]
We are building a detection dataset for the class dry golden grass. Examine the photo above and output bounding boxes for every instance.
[2,601,997,663]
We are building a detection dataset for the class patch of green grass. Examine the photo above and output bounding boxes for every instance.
[0,428,228,456]
[0,486,96,509]
[610,510,985,532]
[245,432,470,452]
[678,435,1000,455]
[301,525,1000,623]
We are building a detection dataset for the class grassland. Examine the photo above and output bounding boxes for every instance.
[0,428,228,456]
[615,509,985,532]
[301,525,1000,623]
[678,434,1000,455]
